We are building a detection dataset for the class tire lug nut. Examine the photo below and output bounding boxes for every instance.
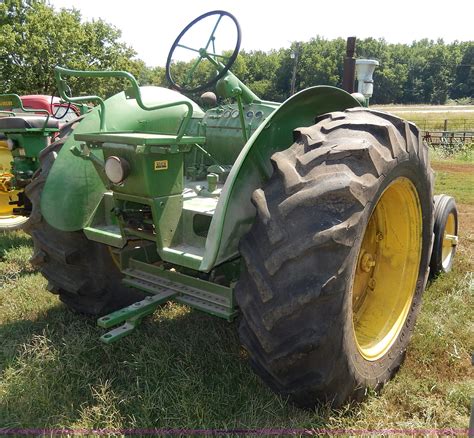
[360,252,376,272]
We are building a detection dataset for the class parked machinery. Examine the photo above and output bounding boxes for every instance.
[25,11,458,407]
[0,94,82,230]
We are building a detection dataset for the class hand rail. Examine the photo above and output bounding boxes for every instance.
[54,67,194,139]
[0,93,51,129]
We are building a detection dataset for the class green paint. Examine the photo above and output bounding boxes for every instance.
[200,86,361,270]
[41,86,204,231]
[45,59,361,327]
[45,70,360,275]
[215,71,261,105]
[98,292,176,344]
[83,192,125,248]
[124,258,236,319]
[97,253,238,344]
[0,95,58,191]
[55,67,195,138]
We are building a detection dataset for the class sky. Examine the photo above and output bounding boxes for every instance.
[49,0,473,67]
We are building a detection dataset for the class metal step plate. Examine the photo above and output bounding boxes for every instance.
[123,259,236,321]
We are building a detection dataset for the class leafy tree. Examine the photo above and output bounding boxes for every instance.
[297,38,345,90]
[451,43,474,99]
[0,0,142,97]
[0,1,472,105]
[140,66,166,87]
[238,49,284,100]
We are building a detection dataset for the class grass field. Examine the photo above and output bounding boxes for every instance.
[0,154,473,433]
[372,105,474,131]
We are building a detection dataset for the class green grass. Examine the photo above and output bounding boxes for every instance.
[430,160,474,204]
[430,145,474,164]
[372,106,474,131]
[0,161,473,432]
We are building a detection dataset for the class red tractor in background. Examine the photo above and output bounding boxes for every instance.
[10,95,80,122]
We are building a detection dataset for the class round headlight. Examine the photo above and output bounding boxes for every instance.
[104,156,130,184]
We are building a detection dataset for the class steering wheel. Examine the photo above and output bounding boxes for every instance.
[166,10,241,93]
[50,85,72,120]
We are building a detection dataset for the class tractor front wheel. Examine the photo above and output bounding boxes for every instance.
[236,108,434,407]
[430,194,458,276]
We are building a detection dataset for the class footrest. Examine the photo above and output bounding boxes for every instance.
[123,258,237,321]
[97,258,238,344]
[175,294,237,320]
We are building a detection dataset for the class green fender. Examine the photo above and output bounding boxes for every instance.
[200,86,361,271]
[41,87,204,231]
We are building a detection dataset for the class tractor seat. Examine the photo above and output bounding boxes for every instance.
[0,115,60,130]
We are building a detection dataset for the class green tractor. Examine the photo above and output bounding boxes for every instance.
[0,93,84,230]
[26,10,458,407]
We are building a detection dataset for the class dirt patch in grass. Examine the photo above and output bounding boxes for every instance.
[432,158,474,266]
[457,203,474,270]
[432,160,474,205]
[459,203,474,233]
[431,162,474,174]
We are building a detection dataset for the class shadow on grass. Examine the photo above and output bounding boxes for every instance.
[0,230,32,257]
[0,301,335,430]
[0,231,35,285]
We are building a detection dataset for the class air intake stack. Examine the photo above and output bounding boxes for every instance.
[355,59,379,106]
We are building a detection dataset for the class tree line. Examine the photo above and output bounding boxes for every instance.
[1,0,472,105]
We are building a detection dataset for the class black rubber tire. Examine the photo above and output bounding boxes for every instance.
[429,194,458,277]
[24,117,145,315]
[236,108,434,408]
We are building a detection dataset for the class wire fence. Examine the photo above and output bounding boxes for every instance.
[408,118,474,131]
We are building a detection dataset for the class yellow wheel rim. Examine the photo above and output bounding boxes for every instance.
[0,140,19,219]
[352,177,422,361]
[441,213,456,270]
[0,140,28,228]
[0,190,16,218]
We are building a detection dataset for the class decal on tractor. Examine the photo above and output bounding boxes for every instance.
[154,160,168,171]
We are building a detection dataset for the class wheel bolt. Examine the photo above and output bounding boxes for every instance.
[445,234,458,245]
[360,252,376,272]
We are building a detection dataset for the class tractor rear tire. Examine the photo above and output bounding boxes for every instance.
[24,118,145,315]
[236,108,434,407]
